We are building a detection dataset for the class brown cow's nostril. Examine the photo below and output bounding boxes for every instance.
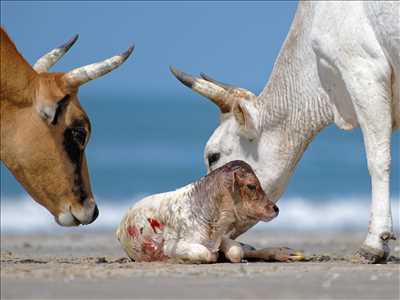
[273,205,279,214]
[88,205,99,224]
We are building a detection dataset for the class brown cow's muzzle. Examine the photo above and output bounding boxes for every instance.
[55,198,99,226]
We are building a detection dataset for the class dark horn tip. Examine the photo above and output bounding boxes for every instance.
[71,34,79,43]
[60,34,79,50]
[200,72,234,89]
[200,72,210,81]
[122,44,135,59]
[169,65,194,88]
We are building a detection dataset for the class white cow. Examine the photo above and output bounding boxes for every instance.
[171,1,399,263]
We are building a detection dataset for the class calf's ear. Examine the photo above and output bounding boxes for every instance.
[231,172,245,205]
[233,100,260,140]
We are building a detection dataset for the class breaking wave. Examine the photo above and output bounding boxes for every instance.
[1,195,399,233]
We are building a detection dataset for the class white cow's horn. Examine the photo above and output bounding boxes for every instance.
[63,45,134,87]
[170,66,257,113]
[170,66,232,113]
[200,72,257,102]
[200,72,236,90]
[33,34,79,73]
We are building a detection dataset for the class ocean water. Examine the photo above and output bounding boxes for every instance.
[1,93,399,233]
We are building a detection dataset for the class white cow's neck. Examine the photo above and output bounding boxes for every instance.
[254,2,334,201]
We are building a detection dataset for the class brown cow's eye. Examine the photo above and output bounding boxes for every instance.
[247,184,256,191]
[72,127,87,146]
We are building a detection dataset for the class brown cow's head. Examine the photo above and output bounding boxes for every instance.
[0,29,133,226]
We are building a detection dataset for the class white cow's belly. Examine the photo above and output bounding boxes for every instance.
[311,1,400,131]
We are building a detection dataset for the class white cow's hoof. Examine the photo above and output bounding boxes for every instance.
[352,245,388,264]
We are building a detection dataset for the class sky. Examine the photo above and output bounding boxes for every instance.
[1,1,298,96]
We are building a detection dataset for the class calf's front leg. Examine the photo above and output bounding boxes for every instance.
[164,240,218,263]
[221,239,305,263]
[243,247,305,262]
[220,237,244,263]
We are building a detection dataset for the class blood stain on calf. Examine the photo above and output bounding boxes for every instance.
[127,225,139,238]
[141,237,167,261]
[147,218,165,233]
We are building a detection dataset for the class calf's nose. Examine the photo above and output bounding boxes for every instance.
[273,205,279,215]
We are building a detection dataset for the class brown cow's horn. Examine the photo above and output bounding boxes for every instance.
[170,66,232,113]
[62,45,134,87]
[33,34,79,73]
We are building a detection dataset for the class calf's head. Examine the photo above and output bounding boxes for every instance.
[1,30,133,226]
[223,161,278,222]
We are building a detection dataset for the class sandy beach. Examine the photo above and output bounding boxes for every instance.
[1,229,399,299]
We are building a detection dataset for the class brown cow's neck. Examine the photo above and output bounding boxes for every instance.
[1,28,39,162]
[1,28,38,106]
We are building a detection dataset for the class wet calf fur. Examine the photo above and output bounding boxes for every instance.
[116,160,278,263]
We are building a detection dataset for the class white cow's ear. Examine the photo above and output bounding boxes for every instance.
[233,100,260,140]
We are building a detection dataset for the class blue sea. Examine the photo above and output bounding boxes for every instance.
[1,92,399,233]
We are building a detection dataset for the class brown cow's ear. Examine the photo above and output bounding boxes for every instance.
[233,100,260,140]
[36,95,70,125]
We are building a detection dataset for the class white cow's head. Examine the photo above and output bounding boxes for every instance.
[170,67,293,202]
[170,67,258,164]
[171,67,296,201]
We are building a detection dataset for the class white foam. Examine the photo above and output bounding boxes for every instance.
[0,195,145,234]
[260,196,400,231]
[1,194,399,233]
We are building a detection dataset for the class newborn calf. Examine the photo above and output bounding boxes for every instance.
[117,160,279,263]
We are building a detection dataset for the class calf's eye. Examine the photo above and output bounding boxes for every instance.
[247,184,257,190]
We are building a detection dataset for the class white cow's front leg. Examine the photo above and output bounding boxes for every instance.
[341,64,394,263]
[164,240,218,263]
[313,31,396,262]
[357,117,395,261]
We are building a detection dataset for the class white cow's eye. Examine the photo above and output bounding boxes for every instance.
[207,153,220,166]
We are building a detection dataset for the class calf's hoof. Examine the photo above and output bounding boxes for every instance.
[244,247,305,262]
[273,247,305,262]
[352,246,388,264]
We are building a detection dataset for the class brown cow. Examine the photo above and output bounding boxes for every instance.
[0,28,133,226]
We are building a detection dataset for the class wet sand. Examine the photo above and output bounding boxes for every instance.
[1,229,399,299]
